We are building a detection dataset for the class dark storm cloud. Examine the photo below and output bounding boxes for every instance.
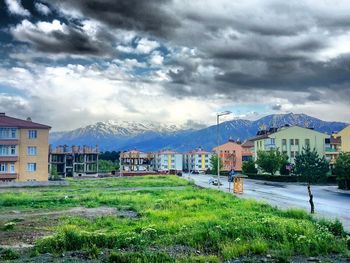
[215,55,350,90]
[48,0,180,37]
[11,20,112,56]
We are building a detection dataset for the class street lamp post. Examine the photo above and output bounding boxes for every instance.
[216,111,231,188]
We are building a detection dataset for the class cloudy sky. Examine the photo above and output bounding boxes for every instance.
[1,0,350,131]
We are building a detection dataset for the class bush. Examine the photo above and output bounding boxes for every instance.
[0,248,20,260]
[242,160,257,175]
[108,251,174,263]
[3,222,16,230]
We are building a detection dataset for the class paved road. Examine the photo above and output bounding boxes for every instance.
[184,173,350,232]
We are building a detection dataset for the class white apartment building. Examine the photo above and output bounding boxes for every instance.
[184,148,213,173]
[154,150,183,172]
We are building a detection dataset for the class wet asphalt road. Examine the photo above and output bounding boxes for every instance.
[184,173,350,232]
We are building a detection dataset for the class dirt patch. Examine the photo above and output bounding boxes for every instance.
[0,207,138,221]
[0,207,138,248]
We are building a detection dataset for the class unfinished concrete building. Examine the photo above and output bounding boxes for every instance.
[120,150,154,172]
[49,145,99,177]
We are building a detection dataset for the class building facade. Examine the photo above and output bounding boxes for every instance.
[183,148,212,173]
[120,150,154,171]
[336,125,350,153]
[154,150,183,172]
[324,136,341,167]
[252,125,328,164]
[212,139,254,172]
[0,113,51,182]
[49,145,99,177]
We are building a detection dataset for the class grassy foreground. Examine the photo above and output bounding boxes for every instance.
[0,175,349,262]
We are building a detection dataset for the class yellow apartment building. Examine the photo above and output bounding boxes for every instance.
[336,125,350,153]
[0,113,51,182]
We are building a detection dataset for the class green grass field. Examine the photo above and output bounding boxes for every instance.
[0,175,348,262]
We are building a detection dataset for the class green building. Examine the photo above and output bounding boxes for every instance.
[252,125,329,164]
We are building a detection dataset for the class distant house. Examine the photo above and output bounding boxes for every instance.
[250,125,329,164]
[49,145,99,177]
[335,124,350,153]
[0,112,51,182]
[212,139,254,172]
[154,149,183,173]
[119,150,154,172]
[183,148,213,173]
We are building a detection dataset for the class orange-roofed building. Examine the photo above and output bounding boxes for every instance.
[212,139,253,172]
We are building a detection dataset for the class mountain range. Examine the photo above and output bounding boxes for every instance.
[49,113,348,152]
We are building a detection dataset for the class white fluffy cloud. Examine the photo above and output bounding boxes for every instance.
[5,0,30,16]
[135,38,160,54]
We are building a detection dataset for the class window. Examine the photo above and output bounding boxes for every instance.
[0,145,16,156]
[27,163,37,172]
[291,151,295,158]
[305,139,310,146]
[0,128,17,139]
[28,130,37,139]
[295,139,299,145]
[10,145,16,155]
[0,163,7,172]
[27,146,37,156]
[290,139,294,145]
[10,163,15,173]
[282,139,287,145]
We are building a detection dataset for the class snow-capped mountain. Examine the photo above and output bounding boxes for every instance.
[50,120,190,149]
[50,113,348,151]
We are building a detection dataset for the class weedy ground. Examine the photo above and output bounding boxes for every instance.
[0,175,349,262]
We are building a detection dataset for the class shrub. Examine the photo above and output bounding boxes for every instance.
[242,160,257,175]
[3,222,16,231]
[108,251,174,263]
[0,248,20,260]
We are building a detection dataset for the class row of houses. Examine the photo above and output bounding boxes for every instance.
[1,112,350,182]
[120,139,255,173]
[120,124,350,173]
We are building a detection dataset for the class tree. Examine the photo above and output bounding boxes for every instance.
[99,151,120,163]
[98,160,119,173]
[49,165,60,181]
[242,160,257,175]
[210,155,223,175]
[334,153,350,190]
[294,146,329,213]
[256,149,287,175]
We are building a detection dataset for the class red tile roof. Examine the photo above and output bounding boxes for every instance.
[0,114,51,129]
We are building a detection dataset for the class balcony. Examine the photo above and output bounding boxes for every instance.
[0,156,18,162]
[0,139,19,145]
[0,173,17,180]
[325,147,339,153]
